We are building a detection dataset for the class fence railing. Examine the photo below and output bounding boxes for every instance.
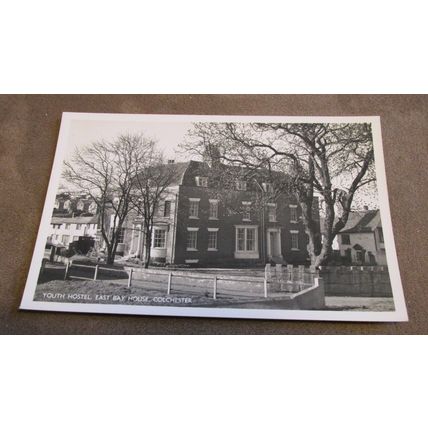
[126,268,267,300]
[64,261,129,282]
[60,262,329,300]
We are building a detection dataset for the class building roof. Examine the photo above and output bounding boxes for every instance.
[51,215,98,225]
[339,209,380,234]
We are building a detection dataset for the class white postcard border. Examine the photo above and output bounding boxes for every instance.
[20,113,408,322]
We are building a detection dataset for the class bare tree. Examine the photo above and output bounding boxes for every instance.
[183,122,375,267]
[63,134,150,264]
[129,145,178,268]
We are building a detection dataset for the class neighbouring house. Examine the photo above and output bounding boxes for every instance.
[109,160,321,267]
[336,208,386,265]
[53,193,72,214]
[53,194,98,217]
[76,197,98,214]
[48,215,99,248]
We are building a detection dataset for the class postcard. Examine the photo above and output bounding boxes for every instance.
[20,113,408,321]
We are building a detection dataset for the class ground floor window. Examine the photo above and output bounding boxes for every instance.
[236,227,256,252]
[290,231,299,250]
[153,228,166,248]
[208,229,218,250]
[117,227,125,244]
[187,229,198,250]
[341,233,351,245]
[62,235,70,246]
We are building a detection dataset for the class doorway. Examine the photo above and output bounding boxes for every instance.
[267,228,282,259]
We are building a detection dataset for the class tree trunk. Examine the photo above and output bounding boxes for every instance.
[106,245,115,265]
[143,228,152,268]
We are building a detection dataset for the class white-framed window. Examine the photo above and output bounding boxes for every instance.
[189,198,200,218]
[73,236,79,242]
[262,183,274,193]
[267,203,277,222]
[153,228,166,248]
[290,230,299,250]
[209,199,219,219]
[62,235,70,245]
[289,205,298,222]
[76,224,82,230]
[208,228,218,250]
[236,180,247,191]
[187,227,199,250]
[236,226,257,253]
[65,224,71,230]
[242,201,251,221]
[117,227,125,244]
[163,200,171,217]
[195,176,208,187]
[378,227,384,243]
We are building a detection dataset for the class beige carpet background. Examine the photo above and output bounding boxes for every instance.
[1,94,427,334]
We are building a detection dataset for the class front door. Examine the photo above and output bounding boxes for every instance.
[268,229,281,258]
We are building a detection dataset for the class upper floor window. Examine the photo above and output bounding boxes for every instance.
[262,183,274,193]
[163,201,171,218]
[341,234,351,245]
[378,227,384,243]
[65,224,71,230]
[267,204,277,222]
[242,202,251,221]
[209,199,219,219]
[189,198,200,218]
[236,180,247,191]
[195,176,208,187]
[76,224,82,230]
[289,205,298,222]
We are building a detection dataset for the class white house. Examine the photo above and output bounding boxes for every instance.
[337,209,386,265]
[48,216,98,248]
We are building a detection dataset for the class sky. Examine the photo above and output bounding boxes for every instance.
[61,117,379,209]
[66,119,194,162]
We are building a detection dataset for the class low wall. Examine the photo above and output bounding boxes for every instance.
[318,266,392,297]
[229,278,325,310]
[266,264,393,297]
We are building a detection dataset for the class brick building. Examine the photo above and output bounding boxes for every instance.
[118,160,320,267]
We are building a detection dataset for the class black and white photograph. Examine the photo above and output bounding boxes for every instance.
[20,113,407,321]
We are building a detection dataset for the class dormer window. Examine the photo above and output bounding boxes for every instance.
[262,183,274,193]
[236,180,247,191]
[195,176,208,187]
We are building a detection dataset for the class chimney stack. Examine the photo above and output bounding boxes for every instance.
[168,159,175,164]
